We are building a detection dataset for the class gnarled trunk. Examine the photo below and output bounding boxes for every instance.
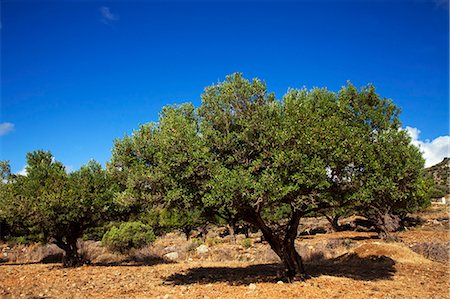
[280,242,305,281]
[325,214,342,232]
[182,227,192,240]
[244,209,306,281]
[371,209,401,240]
[197,224,208,242]
[55,237,82,267]
[226,222,236,244]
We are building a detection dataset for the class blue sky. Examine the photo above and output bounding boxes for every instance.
[1,0,449,172]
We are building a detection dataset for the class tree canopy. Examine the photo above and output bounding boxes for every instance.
[0,74,431,275]
[0,151,116,266]
[109,73,431,279]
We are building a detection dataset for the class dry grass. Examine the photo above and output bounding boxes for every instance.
[0,243,63,264]
[352,242,433,265]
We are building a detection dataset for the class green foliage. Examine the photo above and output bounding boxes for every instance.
[0,151,117,266]
[205,236,223,247]
[426,158,449,198]
[0,161,11,181]
[109,73,431,278]
[241,238,252,249]
[108,103,212,236]
[102,221,156,253]
[9,236,30,246]
[158,207,205,237]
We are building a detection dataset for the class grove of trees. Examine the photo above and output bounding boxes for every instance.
[0,73,432,280]
[0,151,119,266]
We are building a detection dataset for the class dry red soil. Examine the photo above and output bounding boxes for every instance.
[1,206,449,299]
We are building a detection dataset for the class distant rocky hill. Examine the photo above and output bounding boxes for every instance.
[425,158,449,197]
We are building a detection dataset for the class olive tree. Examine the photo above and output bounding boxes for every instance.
[0,151,115,266]
[111,73,430,280]
[108,104,211,237]
[334,84,432,236]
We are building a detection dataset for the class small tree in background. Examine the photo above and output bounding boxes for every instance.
[158,207,206,240]
[0,151,116,266]
[0,161,13,240]
[102,221,156,253]
[354,130,432,237]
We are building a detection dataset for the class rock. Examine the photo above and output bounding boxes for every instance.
[196,244,209,254]
[164,252,179,261]
[248,283,257,291]
[164,246,177,253]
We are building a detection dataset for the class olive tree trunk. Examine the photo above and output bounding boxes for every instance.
[55,237,83,267]
[324,214,342,232]
[226,221,236,244]
[182,227,192,240]
[244,209,306,281]
[370,207,401,240]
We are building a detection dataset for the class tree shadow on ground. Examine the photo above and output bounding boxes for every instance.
[92,255,174,267]
[0,253,63,266]
[165,254,396,285]
[0,254,172,267]
[349,235,380,241]
[0,261,42,266]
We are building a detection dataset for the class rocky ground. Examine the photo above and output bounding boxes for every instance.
[1,205,448,299]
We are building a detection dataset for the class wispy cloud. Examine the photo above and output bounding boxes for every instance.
[99,6,119,25]
[17,166,28,176]
[16,164,73,176]
[405,126,450,168]
[65,165,74,173]
[0,122,14,136]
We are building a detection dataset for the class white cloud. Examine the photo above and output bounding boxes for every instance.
[405,126,450,167]
[65,165,74,173]
[16,164,73,176]
[0,122,14,136]
[17,166,28,176]
[99,6,119,24]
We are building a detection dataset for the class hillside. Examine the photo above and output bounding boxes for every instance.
[425,157,449,197]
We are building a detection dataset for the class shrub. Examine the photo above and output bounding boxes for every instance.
[102,221,156,253]
[410,242,449,263]
[241,238,252,249]
[83,227,107,241]
[190,237,203,247]
[206,237,223,247]
[325,238,354,250]
[10,236,29,245]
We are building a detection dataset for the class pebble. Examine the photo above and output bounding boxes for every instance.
[164,252,179,261]
[196,245,209,254]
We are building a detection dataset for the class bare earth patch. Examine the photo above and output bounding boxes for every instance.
[0,258,448,299]
[1,206,448,298]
